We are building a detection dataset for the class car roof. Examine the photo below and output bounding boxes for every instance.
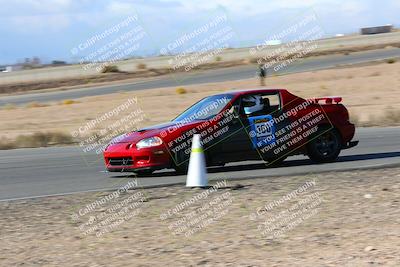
[221,88,288,96]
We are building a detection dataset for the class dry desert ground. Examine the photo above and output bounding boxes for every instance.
[1,167,399,266]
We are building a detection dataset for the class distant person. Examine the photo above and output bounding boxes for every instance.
[259,64,266,86]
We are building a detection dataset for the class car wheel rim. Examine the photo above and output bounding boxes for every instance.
[315,131,338,157]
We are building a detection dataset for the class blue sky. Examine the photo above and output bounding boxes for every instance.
[0,0,399,65]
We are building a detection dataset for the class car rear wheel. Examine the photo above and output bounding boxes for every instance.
[307,128,341,163]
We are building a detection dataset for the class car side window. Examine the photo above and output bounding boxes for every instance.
[239,93,281,117]
[261,93,281,115]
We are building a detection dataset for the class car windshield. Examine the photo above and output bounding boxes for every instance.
[173,94,234,122]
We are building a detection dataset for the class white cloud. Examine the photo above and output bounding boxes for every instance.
[11,0,74,13]
[0,0,399,61]
[161,0,338,15]
[106,1,137,15]
[8,14,71,32]
[339,1,366,15]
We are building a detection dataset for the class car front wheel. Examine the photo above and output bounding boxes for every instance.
[134,169,154,176]
[173,150,189,174]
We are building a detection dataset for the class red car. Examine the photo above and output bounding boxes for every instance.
[103,89,358,175]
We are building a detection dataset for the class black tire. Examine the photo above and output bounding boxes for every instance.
[307,127,341,163]
[174,164,188,174]
[134,169,154,176]
[173,150,190,174]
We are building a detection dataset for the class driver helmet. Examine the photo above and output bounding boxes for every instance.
[242,95,264,115]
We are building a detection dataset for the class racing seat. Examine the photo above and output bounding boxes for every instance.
[243,97,272,117]
[262,98,272,114]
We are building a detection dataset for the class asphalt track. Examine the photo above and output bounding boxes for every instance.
[1,48,400,106]
[0,127,399,201]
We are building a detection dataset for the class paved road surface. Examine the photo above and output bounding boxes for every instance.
[0,127,399,201]
[1,48,399,106]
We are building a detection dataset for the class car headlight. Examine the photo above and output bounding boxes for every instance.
[136,136,163,149]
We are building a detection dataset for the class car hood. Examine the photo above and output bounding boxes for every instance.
[110,121,200,144]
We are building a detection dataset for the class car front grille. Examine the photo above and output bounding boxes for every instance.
[108,157,133,166]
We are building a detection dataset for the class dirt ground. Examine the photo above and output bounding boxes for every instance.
[0,59,400,143]
[1,167,399,266]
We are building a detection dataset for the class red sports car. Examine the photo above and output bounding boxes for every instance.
[103,89,358,175]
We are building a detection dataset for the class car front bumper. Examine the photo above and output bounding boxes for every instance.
[103,143,171,172]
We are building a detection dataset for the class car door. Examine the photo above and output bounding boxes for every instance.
[219,95,262,161]
[220,92,290,162]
